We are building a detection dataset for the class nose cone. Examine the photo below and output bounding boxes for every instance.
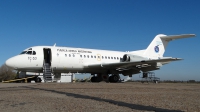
[5,57,16,68]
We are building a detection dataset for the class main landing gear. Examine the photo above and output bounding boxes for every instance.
[108,75,119,83]
[91,77,101,82]
[91,74,120,83]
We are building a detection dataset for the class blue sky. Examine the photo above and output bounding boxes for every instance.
[0,0,199,80]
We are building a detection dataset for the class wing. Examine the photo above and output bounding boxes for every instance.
[84,57,182,70]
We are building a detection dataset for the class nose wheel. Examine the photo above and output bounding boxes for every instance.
[34,77,42,83]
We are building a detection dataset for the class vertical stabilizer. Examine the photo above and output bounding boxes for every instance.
[143,34,167,59]
[143,34,195,59]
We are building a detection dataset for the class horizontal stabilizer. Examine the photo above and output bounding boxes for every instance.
[160,34,196,41]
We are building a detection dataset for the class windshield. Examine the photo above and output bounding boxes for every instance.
[19,50,36,55]
[26,51,32,55]
[20,51,27,54]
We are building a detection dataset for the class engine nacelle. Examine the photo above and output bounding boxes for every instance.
[122,54,147,62]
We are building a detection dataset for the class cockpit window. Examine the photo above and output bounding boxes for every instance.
[33,51,36,55]
[26,51,32,55]
[20,51,27,54]
[20,49,36,55]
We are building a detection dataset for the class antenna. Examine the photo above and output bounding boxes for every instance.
[53,43,56,47]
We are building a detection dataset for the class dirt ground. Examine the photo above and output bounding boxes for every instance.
[0,82,199,112]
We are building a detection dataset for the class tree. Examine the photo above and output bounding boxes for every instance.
[0,64,16,82]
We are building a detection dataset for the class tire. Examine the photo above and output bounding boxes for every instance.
[27,79,32,83]
[95,77,101,82]
[35,78,42,83]
[91,77,95,82]
[91,77,101,83]
[109,76,113,82]
[112,75,119,83]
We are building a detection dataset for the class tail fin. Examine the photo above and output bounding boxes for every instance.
[143,34,195,59]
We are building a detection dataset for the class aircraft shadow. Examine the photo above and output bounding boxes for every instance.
[24,86,183,112]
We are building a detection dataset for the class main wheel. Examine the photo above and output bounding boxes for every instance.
[91,77,101,83]
[91,77,95,82]
[109,76,113,82]
[112,75,119,83]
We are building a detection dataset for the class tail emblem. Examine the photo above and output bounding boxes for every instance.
[154,46,159,53]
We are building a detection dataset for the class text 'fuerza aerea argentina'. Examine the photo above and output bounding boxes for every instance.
[57,49,92,53]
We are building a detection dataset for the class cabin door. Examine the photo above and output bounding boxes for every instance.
[43,48,52,65]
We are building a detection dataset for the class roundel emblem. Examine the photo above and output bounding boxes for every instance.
[154,46,159,53]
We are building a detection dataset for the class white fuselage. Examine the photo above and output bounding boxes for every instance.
[6,46,143,74]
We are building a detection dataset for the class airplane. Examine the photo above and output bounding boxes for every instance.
[5,34,195,83]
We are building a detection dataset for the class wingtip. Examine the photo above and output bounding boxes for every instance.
[189,34,196,37]
[175,58,183,60]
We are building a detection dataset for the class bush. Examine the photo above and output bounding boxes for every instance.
[0,64,17,82]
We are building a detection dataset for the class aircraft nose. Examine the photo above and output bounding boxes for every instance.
[5,57,16,68]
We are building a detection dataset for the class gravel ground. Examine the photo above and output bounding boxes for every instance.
[0,82,199,112]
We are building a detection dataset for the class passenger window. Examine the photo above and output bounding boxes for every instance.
[114,57,116,59]
[94,56,96,58]
[117,57,119,60]
[111,57,113,59]
[108,57,110,59]
[91,55,93,58]
[87,55,89,58]
[84,55,86,58]
[80,55,82,58]
[69,54,71,57]
[105,56,107,59]
[65,54,67,57]
[102,56,104,59]
[73,54,75,57]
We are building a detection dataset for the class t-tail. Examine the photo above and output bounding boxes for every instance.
[143,34,196,59]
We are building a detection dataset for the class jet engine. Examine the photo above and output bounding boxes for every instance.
[122,54,130,62]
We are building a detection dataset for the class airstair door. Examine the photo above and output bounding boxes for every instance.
[43,48,52,81]
[43,48,51,65]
